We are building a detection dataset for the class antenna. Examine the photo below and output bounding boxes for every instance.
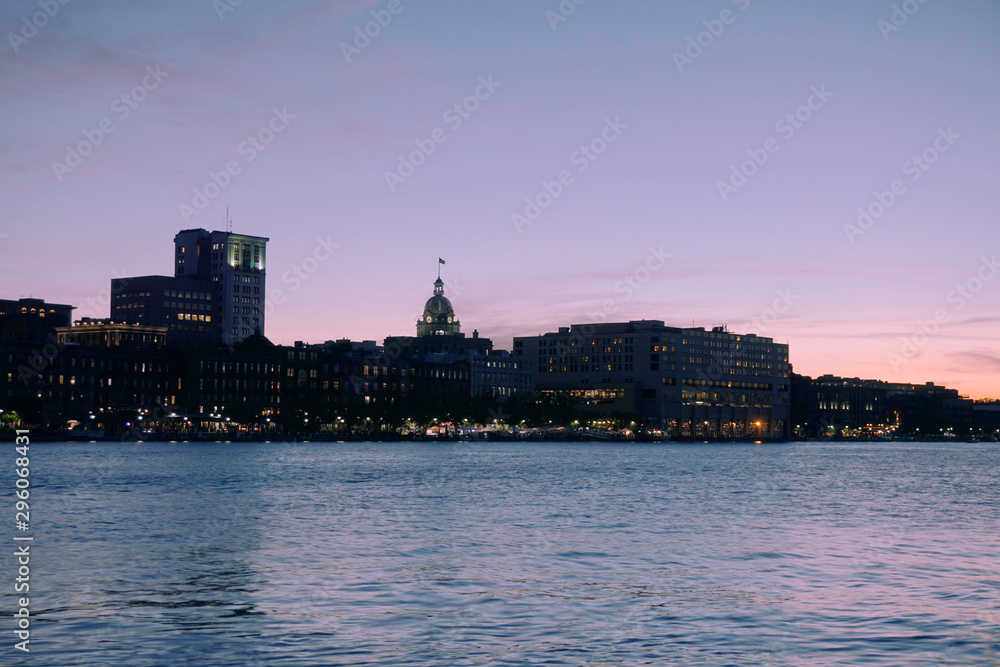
[225,205,232,233]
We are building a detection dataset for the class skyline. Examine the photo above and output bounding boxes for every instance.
[1,1,998,398]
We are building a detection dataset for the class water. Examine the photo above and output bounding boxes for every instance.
[4,440,998,666]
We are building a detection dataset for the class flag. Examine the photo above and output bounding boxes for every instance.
[439,258,446,265]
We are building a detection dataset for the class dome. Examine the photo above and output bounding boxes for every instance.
[417,276,461,336]
[424,294,453,315]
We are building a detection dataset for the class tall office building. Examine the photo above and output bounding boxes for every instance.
[111,228,266,346]
[173,229,268,345]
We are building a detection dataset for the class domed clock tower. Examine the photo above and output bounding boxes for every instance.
[417,277,461,336]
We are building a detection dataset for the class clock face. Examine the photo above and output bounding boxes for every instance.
[425,316,432,323]
[447,316,453,323]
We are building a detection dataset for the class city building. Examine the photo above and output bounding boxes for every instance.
[973,402,1000,438]
[3,279,989,440]
[111,275,221,345]
[791,373,974,437]
[56,318,167,349]
[108,228,266,346]
[385,273,532,399]
[468,349,533,400]
[176,334,284,429]
[515,320,790,438]
[416,277,461,337]
[0,297,74,341]
[392,276,493,355]
[174,228,268,344]
[1,333,177,425]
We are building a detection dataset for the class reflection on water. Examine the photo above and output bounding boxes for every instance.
[6,441,999,666]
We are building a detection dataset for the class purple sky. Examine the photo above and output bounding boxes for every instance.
[1,0,998,398]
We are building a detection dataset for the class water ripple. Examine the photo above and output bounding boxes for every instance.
[10,441,999,666]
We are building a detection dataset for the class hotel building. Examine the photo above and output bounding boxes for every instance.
[514,320,790,438]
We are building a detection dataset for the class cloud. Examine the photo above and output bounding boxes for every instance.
[947,350,1000,371]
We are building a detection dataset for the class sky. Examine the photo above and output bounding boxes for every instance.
[0,0,998,399]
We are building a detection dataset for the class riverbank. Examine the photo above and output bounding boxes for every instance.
[10,429,995,444]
